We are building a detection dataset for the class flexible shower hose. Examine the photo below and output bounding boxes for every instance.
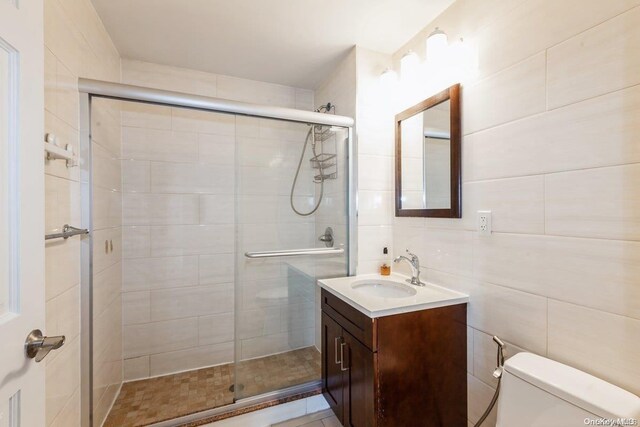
[290,126,324,216]
[474,336,505,426]
[474,379,501,426]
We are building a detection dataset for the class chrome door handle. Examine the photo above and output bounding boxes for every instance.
[340,342,349,371]
[335,337,341,364]
[25,329,65,362]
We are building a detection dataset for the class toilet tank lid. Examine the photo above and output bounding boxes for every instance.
[504,353,640,420]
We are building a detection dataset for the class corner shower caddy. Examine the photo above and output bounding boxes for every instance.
[310,125,338,182]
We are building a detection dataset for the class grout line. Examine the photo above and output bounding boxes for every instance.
[419,227,639,245]
[545,81,640,113]
[464,160,640,184]
[544,48,549,111]
[543,4,640,53]
[43,173,81,185]
[546,296,640,323]
[546,297,549,356]
[463,81,640,138]
[426,263,640,323]
[542,174,547,235]
[47,385,82,427]
[473,371,498,392]
[488,230,640,244]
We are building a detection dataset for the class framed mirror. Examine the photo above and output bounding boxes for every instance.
[395,84,461,217]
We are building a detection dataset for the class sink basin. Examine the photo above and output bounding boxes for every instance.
[318,274,470,318]
[351,279,417,299]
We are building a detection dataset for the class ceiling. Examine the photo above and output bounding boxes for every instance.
[90,0,454,89]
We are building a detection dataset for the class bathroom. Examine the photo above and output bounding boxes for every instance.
[1,0,639,426]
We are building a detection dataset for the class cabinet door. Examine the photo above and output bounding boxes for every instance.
[343,330,375,427]
[322,312,344,422]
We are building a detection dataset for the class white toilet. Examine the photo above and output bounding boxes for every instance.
[496,352,640,426]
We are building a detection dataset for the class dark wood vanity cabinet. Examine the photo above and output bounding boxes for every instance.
[321,289,467,427]
[323,313,346,417]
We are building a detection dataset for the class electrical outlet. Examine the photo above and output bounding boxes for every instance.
[477,211,492,235]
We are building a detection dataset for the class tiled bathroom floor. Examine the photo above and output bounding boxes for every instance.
[104,346,321,426]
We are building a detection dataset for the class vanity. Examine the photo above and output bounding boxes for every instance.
[318,274,469,426]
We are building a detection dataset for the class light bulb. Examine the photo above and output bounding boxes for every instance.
[426,27,448,64]
[380,68,398,88]
[400,50,420,83]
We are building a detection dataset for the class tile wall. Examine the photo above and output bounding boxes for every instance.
[43,0,122,425]
[350,0,640,425]
[353,48,395,274]
[313,48,357,349]
[234,115,320,367]
[91,98,123,425]
[119,99,236,380]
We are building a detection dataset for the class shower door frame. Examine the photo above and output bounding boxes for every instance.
[78,79,357,427]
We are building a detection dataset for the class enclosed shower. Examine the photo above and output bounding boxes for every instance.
[78,80,354,426]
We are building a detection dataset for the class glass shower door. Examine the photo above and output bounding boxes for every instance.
[234,115,349,400]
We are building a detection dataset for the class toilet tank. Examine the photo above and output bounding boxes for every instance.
[496,353,640,427]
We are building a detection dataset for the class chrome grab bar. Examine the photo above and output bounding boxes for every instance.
[45,224,89,241]
[244,247,344,259]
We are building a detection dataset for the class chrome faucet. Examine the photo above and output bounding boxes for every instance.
[393,249,424,286]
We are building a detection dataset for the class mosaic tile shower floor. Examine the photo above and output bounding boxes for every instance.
[104,346,321,426]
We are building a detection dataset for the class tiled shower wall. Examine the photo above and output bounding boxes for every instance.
[235,115,319,363]
[119,60,320,381]
[91,97,123,426]
[119,100,237,380]
[43,0,122,426]
[353,0,640,425]
[314,49,355,269]
[313,48,357,349]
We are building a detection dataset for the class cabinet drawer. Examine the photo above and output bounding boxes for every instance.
[321,289,376,351]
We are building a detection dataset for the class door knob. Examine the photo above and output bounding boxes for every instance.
[25,329,65,362]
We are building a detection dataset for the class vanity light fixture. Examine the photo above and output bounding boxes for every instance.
[380,67,398,87]
[400,50,420,82]
[426,27,448,63]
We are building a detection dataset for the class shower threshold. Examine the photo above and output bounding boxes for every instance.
[104,346,321,427]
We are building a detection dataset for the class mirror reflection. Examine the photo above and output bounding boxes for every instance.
[400,99,451,210]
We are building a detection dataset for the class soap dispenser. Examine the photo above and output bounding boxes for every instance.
[380,247,391,276]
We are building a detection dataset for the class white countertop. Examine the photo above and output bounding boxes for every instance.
[317,273,469,318]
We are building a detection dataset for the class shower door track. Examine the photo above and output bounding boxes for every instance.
[78,79,357,427]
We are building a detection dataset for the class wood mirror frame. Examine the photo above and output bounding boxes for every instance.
[395,84,461,218]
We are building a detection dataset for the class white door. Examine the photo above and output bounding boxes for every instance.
[0,0,45,426]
